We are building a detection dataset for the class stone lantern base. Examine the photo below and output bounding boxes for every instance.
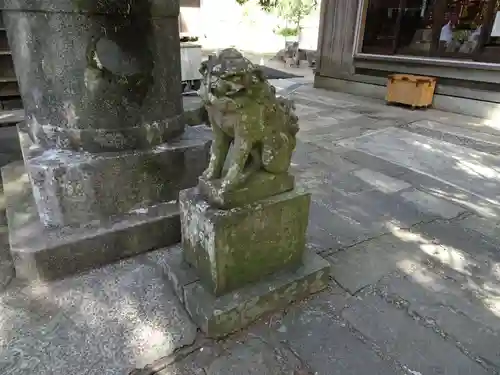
[2,125,211,282]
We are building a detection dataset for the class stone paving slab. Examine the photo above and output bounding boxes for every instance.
[406,119,500,150]
[400,189,467,219]
[327,230,426,294]
[296,163,465,255]
[377,270,500,370]
[268,292,401,375]
[343,293,490,375]
[413,216,500,264]
[339,149,409,178]
[352,168,411,194]
[307,200,368,253]
[396,167,500,219]
[340,127,500,205]
[205,336,304,375]
[0,248,198,375]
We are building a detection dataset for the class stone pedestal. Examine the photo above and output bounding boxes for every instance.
[1,1,211,281]
[164,187,330,338]
[198,171,295,209]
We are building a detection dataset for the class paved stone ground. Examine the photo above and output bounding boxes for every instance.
[2,82,500,374]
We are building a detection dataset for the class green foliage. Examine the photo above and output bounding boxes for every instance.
[237,0,318,29]
[237,0,317,14]
[276,0,317,30]
[274,27,299,37]
[236,0,281,11]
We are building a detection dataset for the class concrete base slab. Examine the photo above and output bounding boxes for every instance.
[162,246,330,338]
[2,162,182,282]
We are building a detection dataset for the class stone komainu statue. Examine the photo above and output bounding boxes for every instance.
[198,48,299,195]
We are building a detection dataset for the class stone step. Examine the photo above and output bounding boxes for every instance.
[2,161,183,282]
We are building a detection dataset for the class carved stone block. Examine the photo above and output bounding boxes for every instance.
[198,171,294,209]
[180,187,310,296]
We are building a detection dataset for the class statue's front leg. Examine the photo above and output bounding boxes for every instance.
[221,135,252,192]
[202,124,231,180]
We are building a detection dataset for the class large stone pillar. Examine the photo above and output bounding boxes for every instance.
[1,0,211,281]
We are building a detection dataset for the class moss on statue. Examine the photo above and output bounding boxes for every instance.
[181,188,310,297]
[198,48,299,206]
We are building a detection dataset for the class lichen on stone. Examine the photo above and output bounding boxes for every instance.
[198,48,299,205]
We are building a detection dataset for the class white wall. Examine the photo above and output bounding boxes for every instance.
[198,0,321,53]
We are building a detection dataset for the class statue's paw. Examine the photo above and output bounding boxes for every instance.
[220,179,234,194]
[202,169,216,180]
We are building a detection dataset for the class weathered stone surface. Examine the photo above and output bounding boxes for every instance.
[460,214,500,240]
[352,168,411,194]
[199,48,299,204]
[413,217,500,263]
[327,232,423,294]
[0,261,13,291]
[307,199,370,253]
[1,1,212,280]
[0,304,104,375]
[396,168,500,218]
[291,140,358,172]
[199,172,295,209]
[306,185,440,256]
[183,96,206,127]
[343,294,490,375]
[206,336,303,374]
[2,162,182,281]
[405,120,500,154]
[3,0,183,152]
[161,243,330,338]
[156,344,220,375]
[341,127,500,205]
[401,189,465,219]
[0,219,13,290]
[147,245,198,304]
[0,247,197,374]
[272,294,400,375]
[18,124,211,227]
[378,271,500,369]
[183,250,330,338]
[1,0,180,15]
[180,187,310,296]
[339,149,409,178]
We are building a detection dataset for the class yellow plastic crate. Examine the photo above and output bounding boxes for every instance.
[386,74,436,109]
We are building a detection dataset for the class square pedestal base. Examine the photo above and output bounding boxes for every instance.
[180,188,311,296]
[198,172,295,209]
[162,246,330,338]
[2,162,183,282]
